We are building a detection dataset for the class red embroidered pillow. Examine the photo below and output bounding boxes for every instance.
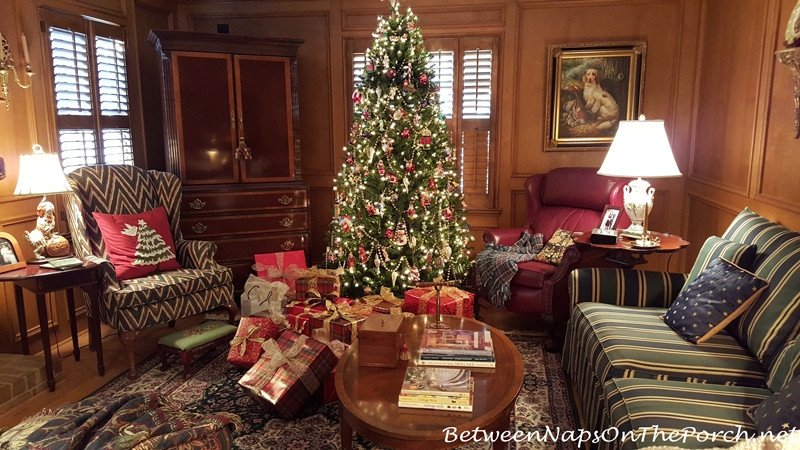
[93,206,182,280]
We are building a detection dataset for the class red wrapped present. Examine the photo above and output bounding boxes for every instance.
[253,250,306,291]
[402,286,475,318]
[238,329,337,419]
[286,297,372,344]
[226,317,280,367]
[362,287,405,314]
[294,267,342,301]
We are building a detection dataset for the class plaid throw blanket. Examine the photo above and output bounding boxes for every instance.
[476,231,544,308]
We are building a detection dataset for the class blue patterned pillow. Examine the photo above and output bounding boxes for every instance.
[663,258,768,344]
[750,375,800,434]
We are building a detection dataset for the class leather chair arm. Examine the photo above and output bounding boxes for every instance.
[483,228,529,246]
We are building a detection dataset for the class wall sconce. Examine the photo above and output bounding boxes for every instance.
[0,31,35,110]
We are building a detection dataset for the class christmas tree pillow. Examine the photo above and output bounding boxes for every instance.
[93,206,182,280]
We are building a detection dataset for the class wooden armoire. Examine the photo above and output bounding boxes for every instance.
[149,30,308,290]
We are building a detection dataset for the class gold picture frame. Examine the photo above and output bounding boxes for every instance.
[545,41,646,151]
[0,232,26,273]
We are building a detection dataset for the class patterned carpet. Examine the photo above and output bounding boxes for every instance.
[93,332,575,450]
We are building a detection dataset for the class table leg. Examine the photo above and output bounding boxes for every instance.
[35,294,55,392]
[340,409,353,450]
[14,285,29,355]
[492,409,513,450]
[83,283,104,376]
[65,288,80,361]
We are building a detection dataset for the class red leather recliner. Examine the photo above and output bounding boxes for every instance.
[480,167,629,334]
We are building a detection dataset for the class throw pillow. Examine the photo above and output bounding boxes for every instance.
[766,336,800,392]
[680,236,757,296]
[749,375,800,434]
[534,229,574,265]
[93,206,182,280]
[663,257,768,344]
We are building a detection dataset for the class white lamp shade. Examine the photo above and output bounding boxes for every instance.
[597,118,682,178]
[13,149,72,196]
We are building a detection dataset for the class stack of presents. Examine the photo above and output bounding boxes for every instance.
[224,250,474,419]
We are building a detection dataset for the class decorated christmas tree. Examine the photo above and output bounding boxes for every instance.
[122,219,175,266]
[326,0,473,297]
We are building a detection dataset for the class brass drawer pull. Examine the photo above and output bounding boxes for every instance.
[191,223,208,234]
[278,195,293,206]
[279,217,294,228]
[188,198,206,210]
[280,240,295,250]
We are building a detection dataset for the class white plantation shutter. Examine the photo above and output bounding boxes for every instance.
[460,130,491,195]
[45,13,134,172]
[427,50,454,119]
[49,27,92,115]
[461,49,492,119]
[352,52,367,88]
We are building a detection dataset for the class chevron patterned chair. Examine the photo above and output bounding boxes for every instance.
[65,165,237,378]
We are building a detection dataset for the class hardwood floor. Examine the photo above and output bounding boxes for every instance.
[0,298,543,431]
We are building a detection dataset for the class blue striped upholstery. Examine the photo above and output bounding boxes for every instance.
[681,236,756,293]
[563,303,767,432]
[722,208,800,368]
[766,336,800,392]
[603,378,769,449]
[569,267,687,311]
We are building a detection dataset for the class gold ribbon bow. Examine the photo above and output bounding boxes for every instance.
[362,286,404,307]
[243,335,320,399]
[299,266,343,290]
[229,324,266,357]
[417,286,470,315]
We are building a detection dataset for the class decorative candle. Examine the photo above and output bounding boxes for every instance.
[20,32,30,66]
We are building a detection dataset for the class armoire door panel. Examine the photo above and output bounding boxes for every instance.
[173,52,239,184]
[235,55,295,182]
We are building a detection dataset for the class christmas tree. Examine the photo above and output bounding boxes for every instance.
[122,219,175,266]
[326,0,473,297]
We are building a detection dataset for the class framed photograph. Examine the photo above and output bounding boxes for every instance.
[599,205,622,231]
[0,232,26,273]
[545,41,647,151]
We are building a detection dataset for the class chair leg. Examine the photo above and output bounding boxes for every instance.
[118,330,140,379]
[224,298,239,324]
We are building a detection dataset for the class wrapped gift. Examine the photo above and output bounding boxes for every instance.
[253,250,306,291]
[295,266,343,301]
[287,297,372,344]
[402,286,475,318]
[240,274,290,317]
[362,287,404,315]
[226,317,281,367]
[238,330,337,419]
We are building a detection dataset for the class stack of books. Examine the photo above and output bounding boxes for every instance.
[418,329,495,368]
[398,366,474,412]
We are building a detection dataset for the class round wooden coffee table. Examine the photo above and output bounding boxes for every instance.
[335,314,524,449]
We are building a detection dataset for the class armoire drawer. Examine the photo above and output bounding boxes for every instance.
[181,189,308,214]
[181,212,308,237]
[214,233,308,263]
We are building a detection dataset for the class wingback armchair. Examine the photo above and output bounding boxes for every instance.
[65,165,237,378]
[480,167,628,341]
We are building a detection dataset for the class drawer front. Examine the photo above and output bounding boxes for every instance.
[182,212,308,238]
[182,189,308,214]
[214,233,308,263]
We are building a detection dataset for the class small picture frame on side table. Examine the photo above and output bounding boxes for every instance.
[0,232,26,273]
[599,205,622,231]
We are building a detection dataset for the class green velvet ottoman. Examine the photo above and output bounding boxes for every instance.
[158,321,237,379]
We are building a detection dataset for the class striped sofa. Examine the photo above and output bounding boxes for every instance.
[563,208,800,449]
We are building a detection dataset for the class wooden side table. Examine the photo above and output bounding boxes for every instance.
[573,231,689,269]
[0,263,105,391]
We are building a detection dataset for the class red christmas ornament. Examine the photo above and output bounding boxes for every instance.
[385,229,395,239]
[346,154,355,165]
[366,63,375,71]
[405,160,415,174]
[429,178,436,189]
[387,68,397,79]
[347,254,356,268]
[387,174,398,184]
[420,194,431,207]
[352,91,361,104]
[406,206,417,218]
[366,203,377,215]
[419,73,428,85]
[401,128,411,139]
[377,161,386,175]
[444,207,453,221]
[339,215,352,232]
[359,245,367,263]
[419,128,432,145]
[362,110,370,119]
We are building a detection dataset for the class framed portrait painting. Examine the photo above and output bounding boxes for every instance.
[0,232,26,273]
[545,42,646,151]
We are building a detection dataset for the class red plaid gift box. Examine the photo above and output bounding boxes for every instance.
[254,250,306,291]
[286,297,372,344]
[402,286,475,318]
[294,267,342,301]
[238,329,337,419]
[226,317,280,367]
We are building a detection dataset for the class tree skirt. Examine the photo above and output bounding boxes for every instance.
[93,332,575,450]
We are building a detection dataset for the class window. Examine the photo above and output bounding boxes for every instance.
[43,10,133,173]
[349,37,498,209]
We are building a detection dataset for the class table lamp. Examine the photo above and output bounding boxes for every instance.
[13,144,73,260]
[597,115,681,247]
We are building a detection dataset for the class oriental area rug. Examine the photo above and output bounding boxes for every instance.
[92,332,576,450]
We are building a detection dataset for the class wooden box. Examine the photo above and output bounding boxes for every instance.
[357,313,404,368]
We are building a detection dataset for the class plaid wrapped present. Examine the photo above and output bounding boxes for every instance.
[238,330,337,419]
[253,250,306,291]
[226,317,281,367]
[295,267,343,301]
[362,286,405,314]
[287,297,372,344]
[402,286,475,318]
